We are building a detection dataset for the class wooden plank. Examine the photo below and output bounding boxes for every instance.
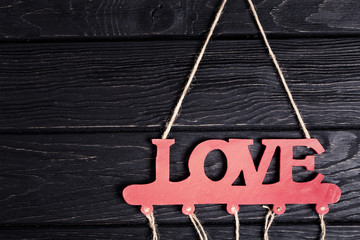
[0,38,360,131]
[0,224,359,240]
[0,0,360,39]
[0,130,358,224]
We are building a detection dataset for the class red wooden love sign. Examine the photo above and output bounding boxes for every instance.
[123,138,341,216]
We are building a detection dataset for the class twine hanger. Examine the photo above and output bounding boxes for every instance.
[144,0,326,239]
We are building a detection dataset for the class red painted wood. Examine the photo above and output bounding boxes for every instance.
[123,139,341,216]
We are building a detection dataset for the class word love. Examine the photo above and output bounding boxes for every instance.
[123,139,341,216]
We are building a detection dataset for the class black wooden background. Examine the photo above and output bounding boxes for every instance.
[0,0,359,239]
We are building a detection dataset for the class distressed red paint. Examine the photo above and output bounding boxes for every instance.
[123,139,341,216]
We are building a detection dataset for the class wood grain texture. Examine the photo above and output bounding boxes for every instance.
[1,224,359,240]
[1,0,359,238]
[0,0,360,39]
[0,38,360,131]
[0,130,358,224]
